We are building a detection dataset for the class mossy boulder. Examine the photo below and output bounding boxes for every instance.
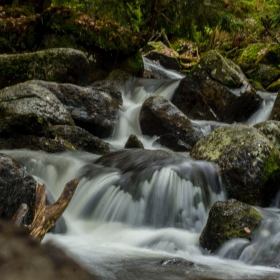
[266,79,280,92]
[27,80,119,138]
[124,134,144,149]
[140,96,203,147]
[199,199,262,252]
[48,125,110,155]
[142,41,181,71]
[254,120,280,151]
[190,125,280,206]
[0,82,74,126]
[236,43,280,90]
[0,48,89,89]
[172,50,261,123]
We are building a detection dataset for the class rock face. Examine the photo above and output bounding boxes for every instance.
[27,80,119,138]
[140,96,203,147]
[0,48,89,89]
[191,125,280,206]
[0,82,74,126]
[270,91,280,121]
[199,199,262,252]
[0,153,36,224]
[155,133,192,152]
[48,125,110,155]
[0,221,98,280]
[172,50,261,123]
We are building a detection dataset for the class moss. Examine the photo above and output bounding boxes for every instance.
[263,150,280,182]
[266,79,280,92]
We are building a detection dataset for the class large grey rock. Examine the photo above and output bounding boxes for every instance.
[0,82,74,127]
[200,199,261,252]
[172,50,261,123]
[191,125,280,206]
[27,80,119,138]
[140,96,203,147]
[0,48,89,89]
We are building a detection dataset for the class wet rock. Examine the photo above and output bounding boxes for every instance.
[0,153,36,224]
[0,220,98,280]
[124,134,144,149]
[140,96,203,147]
[191,125,280,206]
[48,125,110,155]
[92,69,135,105]
[270,91,280,121]
[172,50,261,123]
[142,41,181,71]
[254,120,280,151]
[199,199,261,252]
[0,48,89,89]
[155,133,192,152]
[0,136,76,153]
[27,80,119,138]
[0,82,74,126]
[159,258,195,267]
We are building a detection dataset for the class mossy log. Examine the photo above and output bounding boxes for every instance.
[12,179,78,242]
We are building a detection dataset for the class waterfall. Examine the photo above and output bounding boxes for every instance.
[2,60,280,280]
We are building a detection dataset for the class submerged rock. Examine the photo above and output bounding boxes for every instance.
[191,125,280,206]
[27,80,119,138]
[172,50,261,123]
[0,153,36,224]
[140,96,203,147]
[124,134,144,149]
[199,199,261,252]
[0,48,89,89]
[0,82,74,126]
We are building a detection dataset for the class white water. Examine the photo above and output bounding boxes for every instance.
[2,60,280,279]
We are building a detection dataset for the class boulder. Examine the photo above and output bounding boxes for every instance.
[172,50,261,123]
[48,125,110,155]
[254,120,280,151]
[124,134,144,149]
[27,80,119,138]
[0,48,89,89]
[154,133,192,152]
[236,43,280,90]
[190,125,280,206]
[140,96,203,147]
[0,82,74,126]
[142,41,181,71]
[92,69,135,105]
[0,136,76,153]
[199,199,262,252]
[0,153,36,224]
[0,220,98,280]
[270,90,280,120]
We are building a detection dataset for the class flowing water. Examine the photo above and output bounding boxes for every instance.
[2,61,280,279]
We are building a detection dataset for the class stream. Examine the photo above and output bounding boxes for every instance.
[2,60,280,279]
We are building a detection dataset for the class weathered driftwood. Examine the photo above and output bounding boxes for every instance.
[12,179,78,242]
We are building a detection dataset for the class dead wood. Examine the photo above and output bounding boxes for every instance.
[29,179,78,242]
[12,179,78,242]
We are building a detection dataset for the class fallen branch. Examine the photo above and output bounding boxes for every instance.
[12,179,78,242]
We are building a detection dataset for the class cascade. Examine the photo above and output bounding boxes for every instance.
[2,59,280,280]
